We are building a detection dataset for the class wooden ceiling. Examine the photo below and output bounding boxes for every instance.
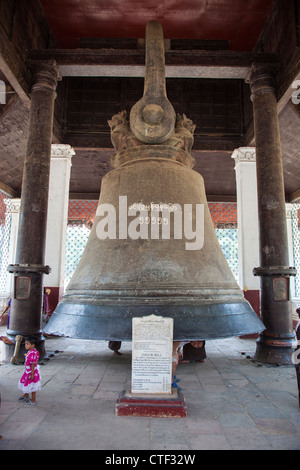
[39,0,274,51]
[0,0,299,202]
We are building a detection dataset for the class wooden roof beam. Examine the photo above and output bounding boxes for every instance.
[29,49,280,80]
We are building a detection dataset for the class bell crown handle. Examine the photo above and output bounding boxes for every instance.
[144,21,166,99]
[129,21,176,144]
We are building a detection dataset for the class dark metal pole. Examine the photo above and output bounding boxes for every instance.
[7,60,59,360]
[250,63,297,364]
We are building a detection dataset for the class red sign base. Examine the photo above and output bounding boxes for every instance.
[115,388,187,418]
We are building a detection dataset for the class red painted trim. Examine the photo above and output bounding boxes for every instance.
[241,289,260,339]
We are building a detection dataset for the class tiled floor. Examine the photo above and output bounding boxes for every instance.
[0,331,299,450]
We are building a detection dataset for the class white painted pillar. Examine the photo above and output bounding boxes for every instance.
[2,198,21,300]
[45,144,74,313]
[286,203,300,326]
[232,147,260,315]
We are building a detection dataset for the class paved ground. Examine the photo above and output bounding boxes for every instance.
[0,329,300,451]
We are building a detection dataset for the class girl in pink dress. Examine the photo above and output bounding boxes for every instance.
[18,336,41,405]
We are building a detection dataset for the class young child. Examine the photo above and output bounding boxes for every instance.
[18,336,41,405]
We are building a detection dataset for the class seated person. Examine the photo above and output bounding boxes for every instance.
[108,341,122,355]
[180,341,206,363]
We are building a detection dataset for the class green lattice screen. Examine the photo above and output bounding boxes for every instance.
[291,202,300,297]
[0,191,12,305]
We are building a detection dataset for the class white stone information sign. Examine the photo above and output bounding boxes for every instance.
[131,315,173,394]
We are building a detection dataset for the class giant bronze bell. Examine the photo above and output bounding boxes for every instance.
[45,22,265,341]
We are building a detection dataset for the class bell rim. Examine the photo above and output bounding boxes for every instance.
[44,300,265,341]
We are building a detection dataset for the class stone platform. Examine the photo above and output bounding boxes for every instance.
[1,329,300,450]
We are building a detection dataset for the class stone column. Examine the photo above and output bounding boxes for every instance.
[250,63,297,364]
[44,144,74,314]
[7,60,59,359]
[232,147,260,317]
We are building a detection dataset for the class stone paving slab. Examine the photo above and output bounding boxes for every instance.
[0,332,300,450]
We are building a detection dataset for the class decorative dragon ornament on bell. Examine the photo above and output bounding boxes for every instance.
[45,21,265,341]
